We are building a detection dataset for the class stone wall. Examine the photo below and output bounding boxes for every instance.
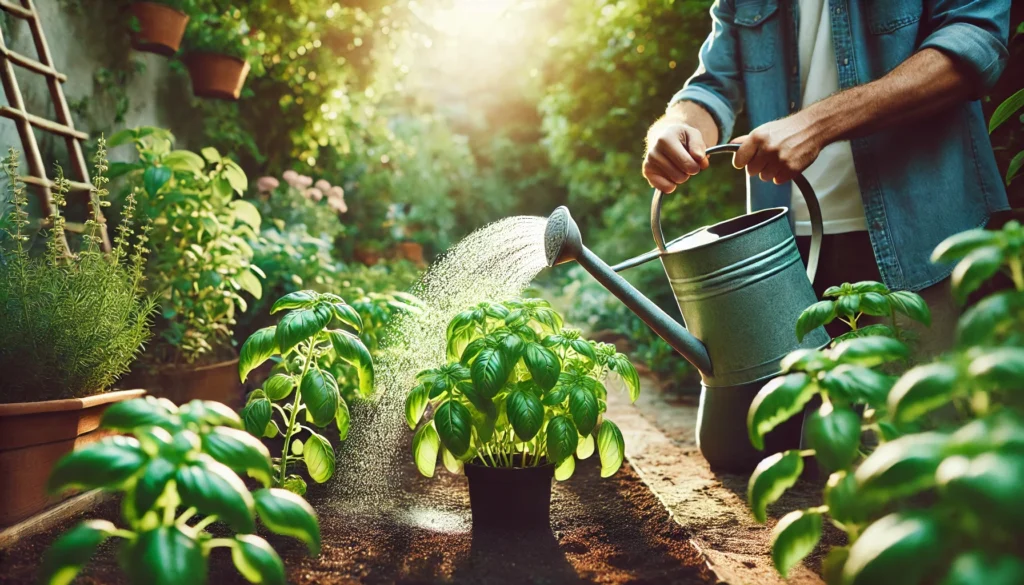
[0,1,198,172]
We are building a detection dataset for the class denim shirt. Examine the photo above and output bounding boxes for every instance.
[671,0,1011,291]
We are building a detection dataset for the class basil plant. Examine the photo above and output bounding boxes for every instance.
[406,298,640,480]
[746,220,1024,585]
[238,290,374,495]
[42,397,320,585]
[796,281,931,346]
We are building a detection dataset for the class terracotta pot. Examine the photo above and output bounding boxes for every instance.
[0,389,146,527]
[184,52,251,100]
[129,2,189,57]
[353,247,382,266]
[151,358,243,408]
[397,241,425,265]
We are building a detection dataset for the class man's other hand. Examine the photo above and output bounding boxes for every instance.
[732,111,824,184]
[643,119,710,193]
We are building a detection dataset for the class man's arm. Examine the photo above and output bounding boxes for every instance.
[734,0,1011,184]
[732,48,978,184]
[643,0,743,193]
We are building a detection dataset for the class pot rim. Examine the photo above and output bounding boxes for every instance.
[183,51,248,66]
[157,356,239,375]
[666,206,789,254]
[0,388,146,416]
[132,1,190,18]
[465,459,554,471]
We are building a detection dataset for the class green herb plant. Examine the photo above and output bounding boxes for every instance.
[182,9,261,68]
[0,143,155,403]
[110,126,264,366]
[746,220,1024,584]
[238,290,374,495]
[406,299,640,480]
[796,281,931,346]
[41,397,320,585]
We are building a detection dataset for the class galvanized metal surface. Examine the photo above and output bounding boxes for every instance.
[544,150,830,470]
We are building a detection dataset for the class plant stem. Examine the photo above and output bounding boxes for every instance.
[1011,257,1024,291]
[204,538,236,550]
[193,514,219,532]
[176,507,198,526]
[280,341,318,487]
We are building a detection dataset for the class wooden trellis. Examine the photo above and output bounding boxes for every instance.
[0,0,109,250]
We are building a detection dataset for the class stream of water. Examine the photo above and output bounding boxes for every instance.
[331,215,549,515]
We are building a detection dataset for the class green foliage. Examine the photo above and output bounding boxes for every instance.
[0,144,155,403]
[931,221,1024,303]
[238,290,375,494]
[407,298,639,480]
[989,87,1024,186]
[181,9,261,66]
[41,397,319,585]
[112,126,263,365]
[746,225,1024,583]
[797,281,931,345]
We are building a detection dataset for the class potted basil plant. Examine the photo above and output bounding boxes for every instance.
[406,299,640,530]
[0,144,154,526]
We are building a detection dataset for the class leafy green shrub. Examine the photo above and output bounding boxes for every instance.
[42,397,320,585]
[746,220,1024,584]
[0,144,155,403]
[238,290,374,495]
[181,9,261,66]
[253,172,347,241]
[111,126,264,366]
[406,299,640,480]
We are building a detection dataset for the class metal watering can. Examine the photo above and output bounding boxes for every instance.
[544,144,829,471]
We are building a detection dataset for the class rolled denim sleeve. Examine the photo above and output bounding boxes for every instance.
[669,0,744,143]
[919,0,1010,90]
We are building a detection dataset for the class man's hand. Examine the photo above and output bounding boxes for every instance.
[731,110,825,185]
[643,118,710,193]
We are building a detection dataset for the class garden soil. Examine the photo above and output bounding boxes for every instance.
[0,457,714,585]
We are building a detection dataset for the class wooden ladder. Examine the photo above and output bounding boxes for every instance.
[0,0,109,251]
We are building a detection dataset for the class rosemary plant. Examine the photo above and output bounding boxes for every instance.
[0,143,155,403]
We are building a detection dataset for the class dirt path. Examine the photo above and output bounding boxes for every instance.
[0,454,712,585]
[610,372,837,585]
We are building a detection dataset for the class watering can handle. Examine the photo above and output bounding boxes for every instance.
[650,143,823,284]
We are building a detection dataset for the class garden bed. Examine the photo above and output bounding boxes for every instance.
[0,454,711,585]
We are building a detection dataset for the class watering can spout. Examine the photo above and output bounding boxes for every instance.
[543,206,713,375]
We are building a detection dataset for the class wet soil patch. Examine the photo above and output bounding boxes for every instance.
[0,458,711,585]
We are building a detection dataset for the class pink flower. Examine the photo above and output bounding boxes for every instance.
[328,196,348,213]
[315,179,332,192]
[296,175,313,188]
[306,187,324,201]
[328,185,345,200]
[282,170,300,187]
[256,176,279,192]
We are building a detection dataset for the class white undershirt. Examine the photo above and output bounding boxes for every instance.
[791,0,868,236]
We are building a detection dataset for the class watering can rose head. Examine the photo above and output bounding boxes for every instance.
[405,298,641,481]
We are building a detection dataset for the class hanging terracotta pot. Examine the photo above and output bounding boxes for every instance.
[353,246,382,266]
[129,2,189,57]
[184,52,251,100]
[397,241,425,265]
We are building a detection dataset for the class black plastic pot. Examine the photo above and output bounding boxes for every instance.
[464,461,555,531]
